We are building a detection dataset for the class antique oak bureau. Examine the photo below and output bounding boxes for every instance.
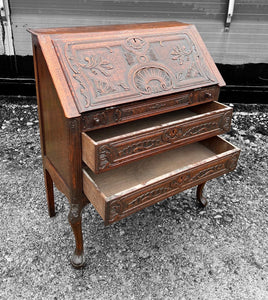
[28,22,240,268]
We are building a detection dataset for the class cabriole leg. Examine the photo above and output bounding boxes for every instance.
[197,182,208,207]
[68,202,86,268]
[44,169,55,217]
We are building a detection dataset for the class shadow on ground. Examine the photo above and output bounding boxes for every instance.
[0,98,268,300]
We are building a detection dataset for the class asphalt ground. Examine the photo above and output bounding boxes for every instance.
[0,98,267,300]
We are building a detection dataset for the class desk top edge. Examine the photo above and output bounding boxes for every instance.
[27,21,189,36]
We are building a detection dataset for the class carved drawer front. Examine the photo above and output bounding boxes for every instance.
[83,136,240,225]
[82,101,232,173]
[194,86,219,103]
[81,85,220,131]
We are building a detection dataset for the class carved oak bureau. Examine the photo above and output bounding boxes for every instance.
[28,22,240,268]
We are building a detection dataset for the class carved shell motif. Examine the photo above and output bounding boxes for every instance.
[134,67,172,95]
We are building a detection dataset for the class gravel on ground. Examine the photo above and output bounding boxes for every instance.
[0,97,267,300]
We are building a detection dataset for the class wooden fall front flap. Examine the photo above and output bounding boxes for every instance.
[29,22,225,116]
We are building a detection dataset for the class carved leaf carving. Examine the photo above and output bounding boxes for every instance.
[95,80,116,96]
[110,202,123,218]
[80,55,114,77]
[182,121,218,137]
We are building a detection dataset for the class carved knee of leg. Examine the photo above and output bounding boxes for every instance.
[68,203,82,224]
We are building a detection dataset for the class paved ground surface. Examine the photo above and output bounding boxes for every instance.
[0,97,267,300]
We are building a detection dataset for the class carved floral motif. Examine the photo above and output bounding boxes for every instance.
[220,112,232,132]
[171,40,203,82]
[225,154,239,171]
[77,55,117,97]
[110,202,123,219]
[98,145,114,170]
[95,79,116,96]
[171,44,193,65]
[170,174,191,188]
[161,128,183,142]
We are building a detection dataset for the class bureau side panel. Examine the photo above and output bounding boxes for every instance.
[33,39,72,189]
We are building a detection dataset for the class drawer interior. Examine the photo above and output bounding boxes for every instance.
[84,136,236,198]
[85,101,229,142]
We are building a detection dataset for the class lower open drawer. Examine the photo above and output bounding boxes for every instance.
[83,136,240,225]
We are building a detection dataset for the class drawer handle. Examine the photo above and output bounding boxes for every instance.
[93,116,100,125]
[205,92,212,98]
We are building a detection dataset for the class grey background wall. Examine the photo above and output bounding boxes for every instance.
[8,0,268,65]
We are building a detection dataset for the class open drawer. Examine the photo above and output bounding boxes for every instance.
[83,136,240,225]
[82,102,233,173]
